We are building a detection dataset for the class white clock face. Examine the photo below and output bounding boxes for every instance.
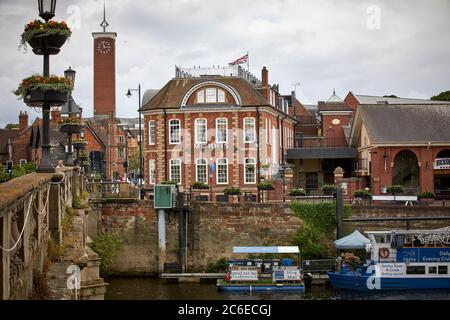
[97,40,111,54]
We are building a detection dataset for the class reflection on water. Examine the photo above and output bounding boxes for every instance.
[105,278,450,300]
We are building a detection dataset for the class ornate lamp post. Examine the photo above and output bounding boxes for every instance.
[64,66,76,166]
[126,85,143,197]
[37,0,57,173]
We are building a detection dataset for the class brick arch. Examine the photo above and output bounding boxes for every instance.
[180,81,242,107]
[435,148,450,160]
[391,148,420,163]
[392,149,420,190]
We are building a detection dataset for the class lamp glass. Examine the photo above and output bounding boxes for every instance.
[64,66,76,84]
[38,0,56,20]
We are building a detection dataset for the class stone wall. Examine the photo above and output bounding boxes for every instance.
[91,201,303,274]
[186,202,303,271]
[347,205,450,232]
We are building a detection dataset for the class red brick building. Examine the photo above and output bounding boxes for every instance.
[350,103,450,198]
[141,66,297,195]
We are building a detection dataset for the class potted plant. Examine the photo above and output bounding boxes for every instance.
[321,184,337,195]
[260,163,271,171]
[223,187,241,196]
[419,192,435,205]
[289,188,307,197]
[20,19,72,55]
[258,182,275,191]
[192,182,209,190]
[14,75,73,107]
[60,117,82,134]
[387,185,404,196]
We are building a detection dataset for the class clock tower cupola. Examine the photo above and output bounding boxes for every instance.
[92,4,117,118]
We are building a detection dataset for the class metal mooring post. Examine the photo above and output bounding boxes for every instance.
[336,187,344,239]
[158,209,166,275]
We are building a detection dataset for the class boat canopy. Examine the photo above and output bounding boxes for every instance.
[334,230,371,249]
[232,246,300,254]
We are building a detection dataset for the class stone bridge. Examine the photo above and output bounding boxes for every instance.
[0,168,106,300]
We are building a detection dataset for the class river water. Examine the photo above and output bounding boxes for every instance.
[105,278,450,300]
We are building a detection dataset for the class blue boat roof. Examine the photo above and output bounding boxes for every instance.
[232,246,300,254]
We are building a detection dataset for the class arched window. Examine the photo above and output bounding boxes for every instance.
[216,158,228,185]
[244,158,256,184]
[169,119,181,144]
[244,117,256,143]
[196,158,208,183]
[170,159,181,184]
[195,88,226,104]
[216,118,228,143]
[195,118,207,144]
[149,159,156,185]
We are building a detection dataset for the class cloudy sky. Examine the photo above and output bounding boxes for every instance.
[0,0,449,127]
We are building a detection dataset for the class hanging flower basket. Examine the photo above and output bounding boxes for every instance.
[60,117,82,134]
[79,152,89,161]
[20,20,72,55]
[73,138,87,149]
[14,75,73,107]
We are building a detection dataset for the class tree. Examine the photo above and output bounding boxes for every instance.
[4,123,19,130]
[128,148,140,173]
[431,90,450,102]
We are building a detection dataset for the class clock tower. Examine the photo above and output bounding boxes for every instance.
[92,6,117,118]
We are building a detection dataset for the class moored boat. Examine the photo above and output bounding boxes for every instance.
[217,246,305,292]
[328,228,450,291]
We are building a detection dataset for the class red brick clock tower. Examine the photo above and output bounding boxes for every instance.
[92,8,117,118]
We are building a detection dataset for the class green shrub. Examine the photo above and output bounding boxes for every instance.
[89,233,123,277]
[419,192,435,199]
[258,182,274,190]
[289,188,307,197]
[293,224,329,260]
[387,185,404,195]
[353,190,372,199]
[206,258,228,273]
[321,184,337,194]
[223,187,241,195]
[192,182,209,189]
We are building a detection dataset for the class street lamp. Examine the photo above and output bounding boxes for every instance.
[64,66,76,166]
[38,0,56,22]
[126,85,143,197]
[36,0,58,173]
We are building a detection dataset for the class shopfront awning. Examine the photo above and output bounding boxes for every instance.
[232,246,300,254]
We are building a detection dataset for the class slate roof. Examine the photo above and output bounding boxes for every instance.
[353,94,447,105]
[140,76,269,111]
[358,104,450,144]
[318,102,353,112]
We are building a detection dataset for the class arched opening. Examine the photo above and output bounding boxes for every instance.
[434,149,450,198]
[392,150,419,193]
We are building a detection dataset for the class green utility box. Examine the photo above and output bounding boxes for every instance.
[154,184,176,209]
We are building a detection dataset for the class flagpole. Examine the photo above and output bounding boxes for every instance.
[247,51,250,72]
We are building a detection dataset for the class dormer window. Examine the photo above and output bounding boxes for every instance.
[195,88,226,104]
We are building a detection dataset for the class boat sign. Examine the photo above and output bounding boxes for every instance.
[380,263,405,276]
[230,269,258,282]
[397,248,450,263]
[273,267,301,281]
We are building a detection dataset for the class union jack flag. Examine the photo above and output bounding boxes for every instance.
[228,54,249,66]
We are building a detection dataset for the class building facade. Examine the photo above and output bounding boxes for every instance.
[141,66,297,195]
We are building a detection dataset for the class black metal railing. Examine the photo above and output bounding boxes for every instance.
[302,259,336,273]
[289,137,350,149]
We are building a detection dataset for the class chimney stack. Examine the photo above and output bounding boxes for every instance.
[51,109,61,123]
[261,67,269,101]
[19,111,28,131]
